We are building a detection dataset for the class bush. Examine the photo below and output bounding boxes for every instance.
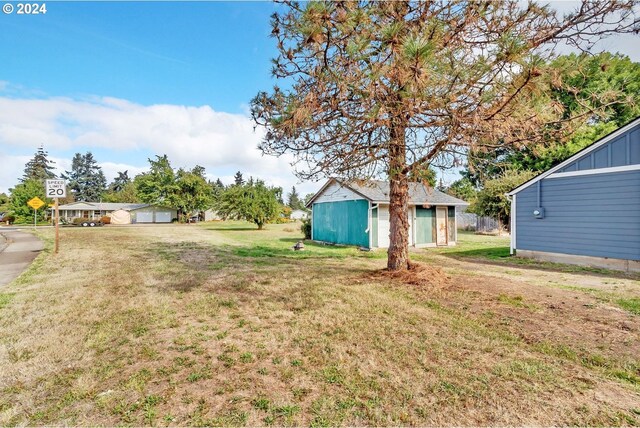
[100,216,111,224]
[301,218,311,239]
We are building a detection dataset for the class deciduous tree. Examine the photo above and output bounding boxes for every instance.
[174,167,214,221]
[252,0,638,271]
[465,52,640,182]
[470,169,536,229]
[9,179,50,223]
[215,180,280,229]
[134,155,179,206]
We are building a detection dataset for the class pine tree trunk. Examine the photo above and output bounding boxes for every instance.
[387,125,410,271]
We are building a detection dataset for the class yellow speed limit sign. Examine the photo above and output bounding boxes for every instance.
[27,197,45,210]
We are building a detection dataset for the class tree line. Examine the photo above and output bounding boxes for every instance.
[3,150,312,228]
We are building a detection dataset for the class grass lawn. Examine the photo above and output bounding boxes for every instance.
[0,223,639,426]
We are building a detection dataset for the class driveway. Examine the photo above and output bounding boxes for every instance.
[0,230,44,286]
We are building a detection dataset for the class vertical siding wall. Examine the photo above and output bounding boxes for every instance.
[312,200,370,248]
[560,124,640,172]
[516,170,640,260]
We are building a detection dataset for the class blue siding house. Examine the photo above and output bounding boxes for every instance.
[508,117,640,272]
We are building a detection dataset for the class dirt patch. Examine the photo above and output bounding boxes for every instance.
[368,262,451,290]
[437,268,640,362]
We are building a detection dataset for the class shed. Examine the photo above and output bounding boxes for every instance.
[508,116,640,272]
[307,179,468,249]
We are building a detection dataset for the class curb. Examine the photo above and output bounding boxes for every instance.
[0,233,9,254]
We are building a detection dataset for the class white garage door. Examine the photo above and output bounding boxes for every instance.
[136,212,153,223]
[155,211,172,223]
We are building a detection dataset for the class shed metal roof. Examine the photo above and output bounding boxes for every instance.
[308,178,468,207]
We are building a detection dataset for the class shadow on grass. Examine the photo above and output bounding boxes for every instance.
[439,246,511,260]
[200,225,259,231]
[143,239,378,297]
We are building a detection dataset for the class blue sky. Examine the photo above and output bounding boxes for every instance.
[1,1,639,196]
[1,2,277,112]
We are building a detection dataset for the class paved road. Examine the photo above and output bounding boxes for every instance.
[0,229,44,286]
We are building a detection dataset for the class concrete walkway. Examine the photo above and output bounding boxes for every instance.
[0,230,44,286]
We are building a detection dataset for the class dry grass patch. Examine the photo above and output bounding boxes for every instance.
[0,223,638,426]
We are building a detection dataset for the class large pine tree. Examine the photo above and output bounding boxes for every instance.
[62,152,107,202]
[22,146,57,182]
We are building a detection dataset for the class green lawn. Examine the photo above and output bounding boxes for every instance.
[435,231,511,259]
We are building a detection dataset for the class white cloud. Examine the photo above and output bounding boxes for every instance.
[0,154,30,194]
[0,95,320,196]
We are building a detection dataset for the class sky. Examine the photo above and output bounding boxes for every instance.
[1,1,639,197]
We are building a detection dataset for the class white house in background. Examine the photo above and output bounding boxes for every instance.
[55,202,177,224]
[203,209,223,221]
[290,209,309,220]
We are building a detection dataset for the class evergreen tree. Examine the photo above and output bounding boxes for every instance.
[234,171,244,186]
[61,152,107,201]
[287,186,303,210]
[22,146,56,182]
[109,170,131,192]
[211,178,226,199]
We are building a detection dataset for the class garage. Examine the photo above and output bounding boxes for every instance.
[136,212,154,223]
[155,211,173,223]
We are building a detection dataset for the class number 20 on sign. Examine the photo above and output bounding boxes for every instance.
[46,180,66,198]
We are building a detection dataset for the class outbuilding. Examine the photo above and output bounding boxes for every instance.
[307,179,468,249]
[508,116,640,272]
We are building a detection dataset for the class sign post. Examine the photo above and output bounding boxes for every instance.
[46,180,67,254]
[27,197,45,229]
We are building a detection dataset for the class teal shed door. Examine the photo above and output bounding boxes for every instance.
[415,207,435,245]
[312,200,370,248]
